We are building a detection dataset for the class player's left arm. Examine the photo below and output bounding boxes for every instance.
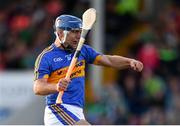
[94,55,143,72]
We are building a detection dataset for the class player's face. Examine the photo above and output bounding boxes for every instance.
[65,30,81,49]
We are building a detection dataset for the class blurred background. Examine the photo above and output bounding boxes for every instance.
[0,0,180,125]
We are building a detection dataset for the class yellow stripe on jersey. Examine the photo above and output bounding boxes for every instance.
[34,46,53,80]
[47,60,85,83]
[93,55,102,65]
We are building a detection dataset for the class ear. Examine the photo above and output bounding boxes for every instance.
[56,29,64,38]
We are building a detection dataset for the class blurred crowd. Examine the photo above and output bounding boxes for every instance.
[0,0,180,125]
[86,0,180,125]
[0,0,89,70]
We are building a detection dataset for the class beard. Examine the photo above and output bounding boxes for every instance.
[61,42,75,53]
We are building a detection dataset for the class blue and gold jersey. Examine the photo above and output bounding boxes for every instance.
[34,43,101,108]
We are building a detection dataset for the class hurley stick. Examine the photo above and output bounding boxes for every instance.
[56,8,97,104]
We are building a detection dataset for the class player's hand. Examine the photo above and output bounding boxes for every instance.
[130,59,143,72]
[56,78,71,91]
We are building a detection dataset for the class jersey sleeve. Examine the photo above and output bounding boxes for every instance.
[34,54,50,80]
[82,45,102,64]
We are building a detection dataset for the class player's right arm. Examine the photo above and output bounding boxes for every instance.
[34,78,70,96]
[33,52,70,96]
[34,78,57,95]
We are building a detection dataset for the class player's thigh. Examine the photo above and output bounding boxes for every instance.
[74,119,91,125]
[44,106,63,125]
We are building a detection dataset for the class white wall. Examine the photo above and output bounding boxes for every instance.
[0,71,45,125]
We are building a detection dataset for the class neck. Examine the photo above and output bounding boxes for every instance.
[54,38,64,49]
[54,38,74,53]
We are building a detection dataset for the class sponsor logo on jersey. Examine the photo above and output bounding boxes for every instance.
[53,57,63,62]
[47,60,85,83]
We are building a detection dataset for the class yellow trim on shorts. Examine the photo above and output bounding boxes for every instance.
[56,105,76,124]
[51,104,76,125]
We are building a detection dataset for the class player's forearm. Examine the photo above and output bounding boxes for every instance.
[97,55,131,70]
[33,80,58,95]
[107,55,132,69]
